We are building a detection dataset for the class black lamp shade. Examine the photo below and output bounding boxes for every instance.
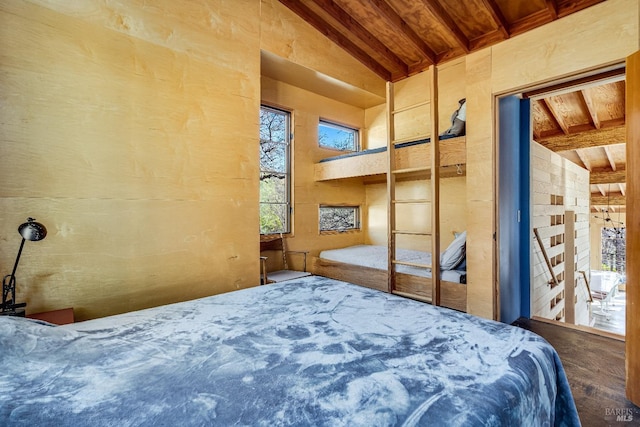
[1,217,47,314]
[18,218,47,242]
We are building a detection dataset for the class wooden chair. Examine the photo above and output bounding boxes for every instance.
[260,234,311,284]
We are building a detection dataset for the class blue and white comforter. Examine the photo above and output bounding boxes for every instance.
[0,276,579,426]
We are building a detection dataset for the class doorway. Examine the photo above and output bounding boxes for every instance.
[498,66,628,336]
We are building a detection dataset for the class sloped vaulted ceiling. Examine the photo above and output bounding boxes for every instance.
[278,0,606,81]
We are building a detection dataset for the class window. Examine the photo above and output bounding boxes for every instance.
[601,227,625,272]
[318,120,358,152]
[260,106,291,235]
[319,205,360,232]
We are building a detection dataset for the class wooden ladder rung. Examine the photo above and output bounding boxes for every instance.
[392,100,430,114]
[393,260,431,269]
[393,199,431,204]
[392,291,433,304]
[392,230,431,236]
[392,167,430,174]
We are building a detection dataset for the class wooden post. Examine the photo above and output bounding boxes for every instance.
[386,81,396,294]
[625,50,640,406]
[565,211,575,324]
[430,65,441,307]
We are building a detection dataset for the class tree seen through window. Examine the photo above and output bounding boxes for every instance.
[318,120,358,152]
[260,106,290,234]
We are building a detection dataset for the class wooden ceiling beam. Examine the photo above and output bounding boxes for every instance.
[596,184,607,196]
[619,183,626,196]
[580,89,600,129]
[545,0,558,20]
[557,0,606,18]
[542,98,570,134]
[590,166,626,185]
[417,0,470,53]
[367,0,437,64]
[535,99,563,138]
[575,148,592,171]
[591,193,626,206]
[603,146,617,171]
[468,29,507,51]
[478,0,510,39]
[278,0,392,80]
[508,9,554,36]
[309,0,408,75]
[536,126,626,152]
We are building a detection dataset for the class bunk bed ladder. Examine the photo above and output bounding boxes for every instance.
[386,66,441,306]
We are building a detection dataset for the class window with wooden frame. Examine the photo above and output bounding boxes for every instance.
[319,205,361,232]
[260,105,291,235]
[318,119,359,152]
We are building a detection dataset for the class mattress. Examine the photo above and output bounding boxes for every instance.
[0,276,578,426]
[318,134,459,163]
[319,244,466,283]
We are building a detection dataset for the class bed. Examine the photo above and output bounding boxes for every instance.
[314,135,466,181]
[312,232,468,311]
[0,276,579,426]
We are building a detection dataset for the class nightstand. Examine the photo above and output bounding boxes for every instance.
[27,308,74,325]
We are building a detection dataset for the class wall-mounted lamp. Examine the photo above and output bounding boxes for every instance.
[1,218,47,315]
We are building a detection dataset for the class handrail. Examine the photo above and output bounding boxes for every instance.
[578,270,594,303]
[533,228,559,288]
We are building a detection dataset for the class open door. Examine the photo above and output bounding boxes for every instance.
[497,96,531,324]
[626,50,640,406]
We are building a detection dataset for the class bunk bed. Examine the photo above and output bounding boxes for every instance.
[0,276,579,426]
[313,75,468,312]
[312,232,467,311]
[314,135,466,182]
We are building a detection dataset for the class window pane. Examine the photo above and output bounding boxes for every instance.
[319,206,360,231]
[318,120,357,151]
[260,106,290,235]
[260,173,287,203]
[260,142,286,173]
[260,203,288,234]
[260,109,288,144]
[601,227,625,272]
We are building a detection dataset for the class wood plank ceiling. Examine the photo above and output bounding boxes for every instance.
[280,0,624,215]
[278,0,606,82]
[530,70,627,214]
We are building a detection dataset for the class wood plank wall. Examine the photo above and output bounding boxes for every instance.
[473,0,639,320]
[1,0,637,331]
[260,76,369,270]
[0,0,262,320]
[531,142,590,325]
[364,60,467,253]
[260,0,384,99]
[0,0,381,321]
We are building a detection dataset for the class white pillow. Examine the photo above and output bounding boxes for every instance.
[440,231,466,270]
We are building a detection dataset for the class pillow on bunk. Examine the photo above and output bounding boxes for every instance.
[440,231,466,270]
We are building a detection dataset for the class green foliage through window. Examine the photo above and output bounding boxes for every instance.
[260,106,290,234]
[318,120,358,152]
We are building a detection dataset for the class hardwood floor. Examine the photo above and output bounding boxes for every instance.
[513,318,640,426]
